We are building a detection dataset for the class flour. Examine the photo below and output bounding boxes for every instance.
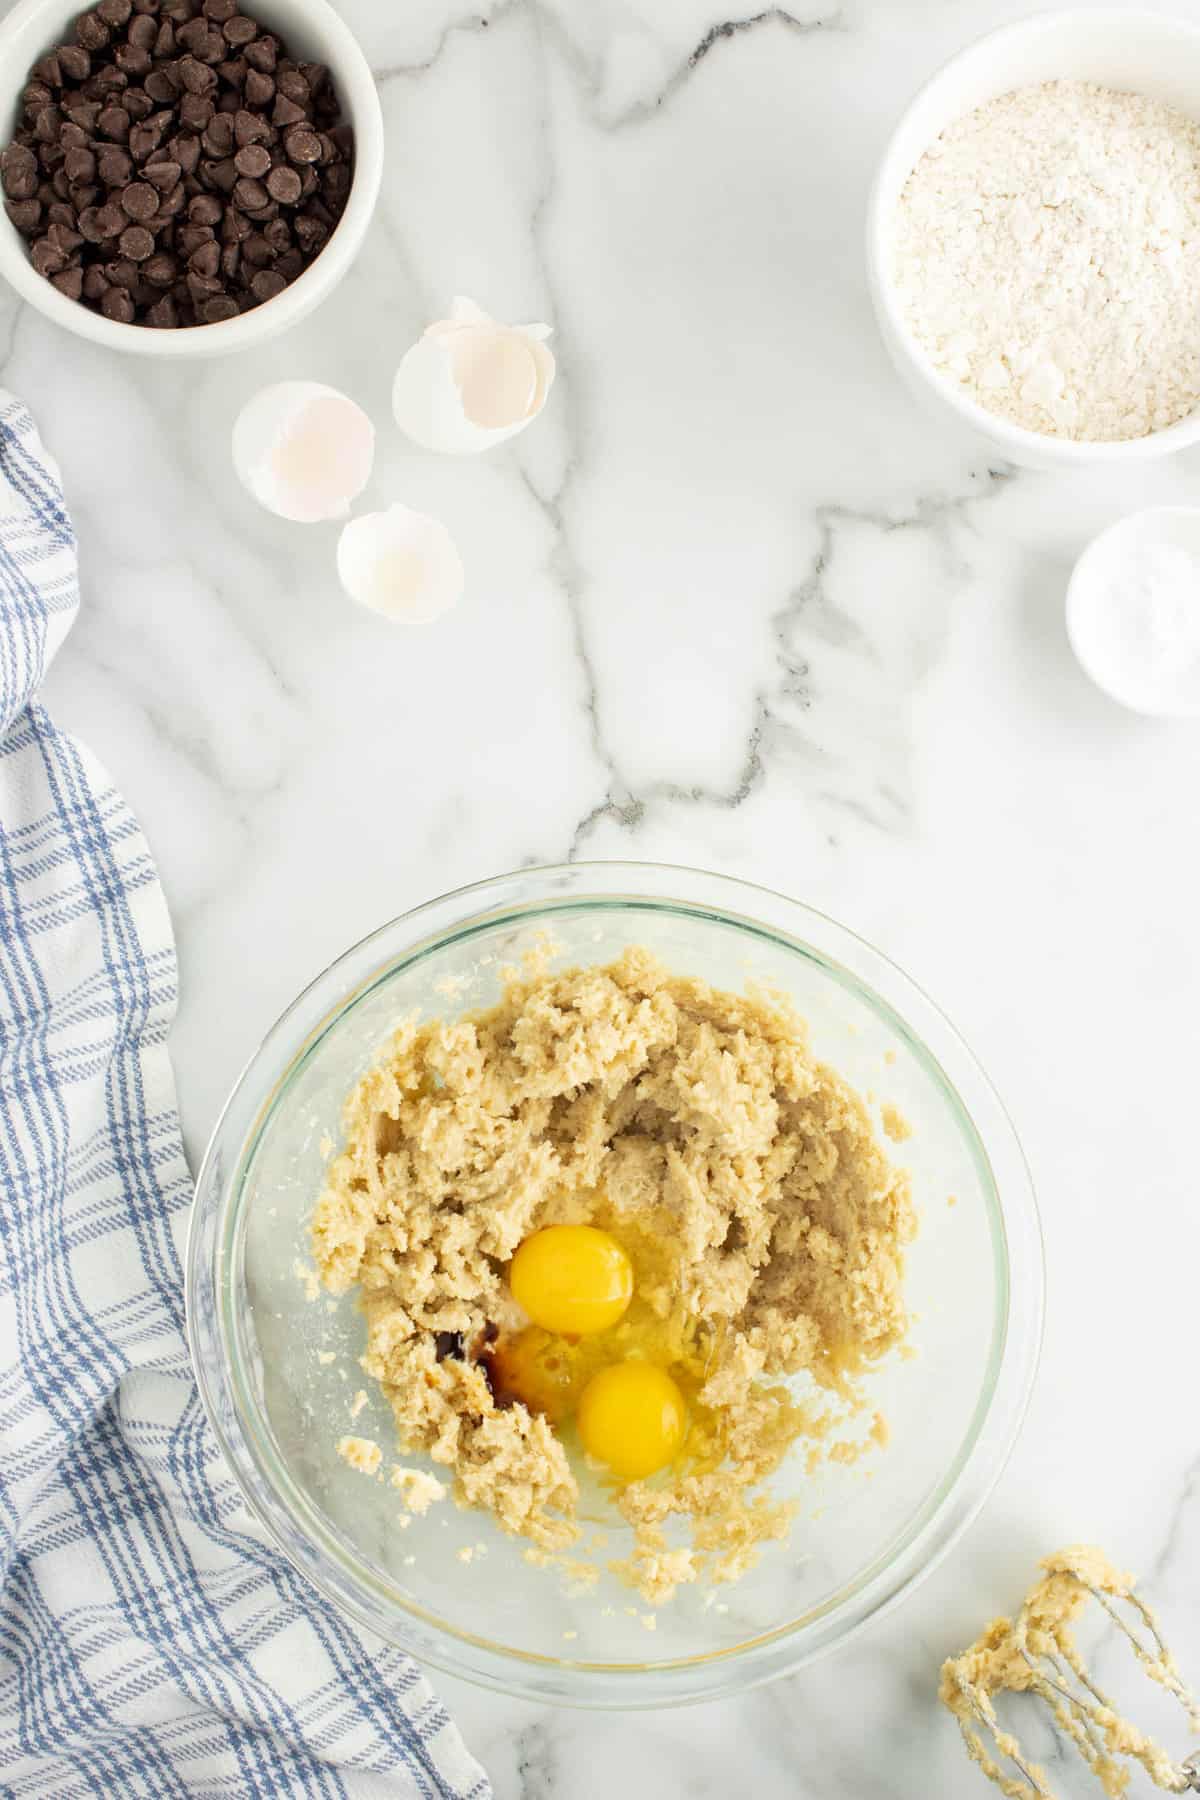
[893,82,1200,442]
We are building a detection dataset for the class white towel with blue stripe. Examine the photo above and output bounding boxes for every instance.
[0,393,488,1800]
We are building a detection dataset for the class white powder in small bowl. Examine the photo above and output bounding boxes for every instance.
[894,81,1200,443]
[1067,509,1200,716]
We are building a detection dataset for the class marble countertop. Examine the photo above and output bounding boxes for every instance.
[5,0,1200,1792]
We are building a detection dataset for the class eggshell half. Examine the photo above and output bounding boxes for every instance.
[392,296,556,455]
[336,503,464,623]
[232,381,375,523]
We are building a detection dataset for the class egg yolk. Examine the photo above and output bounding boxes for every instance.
[509,1224,633,1337]
[576,1361,688,1480]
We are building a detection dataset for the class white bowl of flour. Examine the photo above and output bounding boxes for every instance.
[867,9,1200,469]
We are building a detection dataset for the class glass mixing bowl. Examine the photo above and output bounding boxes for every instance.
[186,863,1043,1706]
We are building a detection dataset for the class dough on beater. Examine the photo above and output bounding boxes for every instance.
[941,1546,1200,1800]
[312,948,914,1600]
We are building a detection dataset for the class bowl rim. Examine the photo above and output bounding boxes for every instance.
[0,0,384,357]
[185,861,1045,1707]
[865,6,1200,465]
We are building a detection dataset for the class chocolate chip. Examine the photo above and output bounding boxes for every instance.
[270,93,303,129]
[97,145,133,185]
[176,221,212,253]
[78,200,123,239]
[97,0,134,22]
[242,66,272,106]
[223,15,255,46]
[33,104,62,143]
[187,190,220,223]
[115,43,152,79]
[101,283,135,320]
[231,174,266,209]
[216,56,245,89]
[275,67,308,105]
[242,32,274,70]
[187,237,218,276]
[145,292,177,325]
[283,126,319,164]
[119,179,157,220]
[5,197,42,233]
[205,156,238,192]
[31,235,67,276]
[178,54,216,94]
[292,213,326,253]
[97,104,130,140]
[119,223,154,258]
[81,263,108,298]
[264,162,300,206]
[143,157,180,191]
[201,112,234,154]
[167,131,201,174]
[143,66,177,102]
[232,106,267,145]
[128,115,168,158]
[178,92,213,129]
[75,12,111,53]
[233,141,269,178]
[32,53,62,87]
[199,292,237,321]
[1,144,39,200]
[66,100,101,131]
[273,247,302,280]
[142,248,176,282]
[50,264,84,299]
[121,87,154,121]
[58,45,92,83]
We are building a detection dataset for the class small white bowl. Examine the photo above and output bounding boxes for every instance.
[1066,506,1200,718]
[866,9,1200,471]
[0,0,383,357]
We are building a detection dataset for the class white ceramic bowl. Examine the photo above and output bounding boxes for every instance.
[867,9,1200,471]
[1066,505,1200,717]
[0,0,383,357]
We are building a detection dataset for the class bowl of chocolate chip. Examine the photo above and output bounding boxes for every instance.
[0,0,383,353]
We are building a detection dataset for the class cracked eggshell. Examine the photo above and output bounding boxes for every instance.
[337,504,465,624]
[392,296,556,454]
[232,381,374,523]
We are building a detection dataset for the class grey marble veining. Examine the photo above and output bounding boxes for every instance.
[5,0,1200,1793]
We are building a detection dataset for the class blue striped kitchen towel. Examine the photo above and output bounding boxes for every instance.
[0,392,489,1800]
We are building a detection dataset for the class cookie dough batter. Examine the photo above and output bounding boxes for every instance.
[311,948,914,1599]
